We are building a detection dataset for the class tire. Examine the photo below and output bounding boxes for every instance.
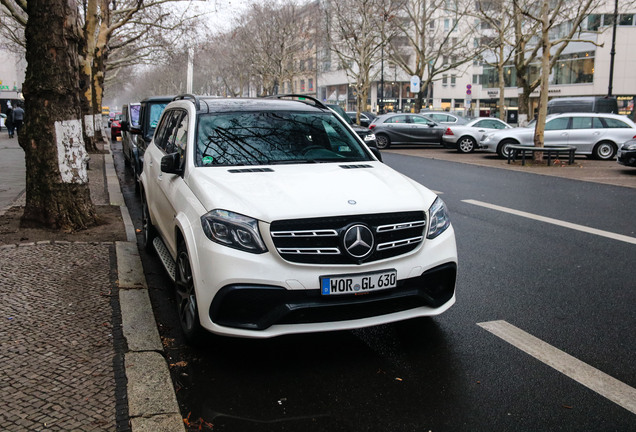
[457,136,476,153]
[175,241,204,344]
[592,141,616,160]
[497,139,517,159]
[375,134,391,149]
[141,191,156,253]
[132,159,140,195]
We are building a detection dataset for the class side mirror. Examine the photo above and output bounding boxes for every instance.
[129,126,142,135]
[161,153,183,175]
[121,120,129,132]
[428,122,438,127]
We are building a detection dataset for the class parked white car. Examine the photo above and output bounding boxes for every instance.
[442,117,512,153]
[140,95,458,342]
[481,113,636,159]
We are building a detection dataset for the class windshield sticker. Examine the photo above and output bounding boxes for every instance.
[202,156,214,165]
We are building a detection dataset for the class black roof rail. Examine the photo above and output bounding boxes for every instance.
[266,94,328,110]
[173,94,200,110]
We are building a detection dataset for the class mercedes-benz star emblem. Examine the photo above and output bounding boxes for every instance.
[343,224,374,259]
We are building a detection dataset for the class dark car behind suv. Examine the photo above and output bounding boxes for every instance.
[121,95,173,191]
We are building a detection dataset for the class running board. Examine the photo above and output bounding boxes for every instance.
[153,237,176,281]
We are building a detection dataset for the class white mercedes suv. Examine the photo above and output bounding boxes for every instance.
[139,95,457,342]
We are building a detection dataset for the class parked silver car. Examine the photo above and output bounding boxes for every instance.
[369,113,445,149]
[481,113,636,160]
[420,111,469,125]
[442,117,512,153]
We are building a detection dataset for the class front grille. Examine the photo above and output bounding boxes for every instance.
[270,211,426,264]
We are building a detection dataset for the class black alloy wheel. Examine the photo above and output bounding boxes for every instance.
[375,134,391,149]
[141,192,156,252]
[175,242,204,344]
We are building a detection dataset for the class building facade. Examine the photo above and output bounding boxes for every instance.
[317,2,636,124]
[0,48,25,114]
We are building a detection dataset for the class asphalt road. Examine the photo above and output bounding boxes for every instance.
[111,142,636,432]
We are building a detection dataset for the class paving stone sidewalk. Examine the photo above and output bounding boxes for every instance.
[0,141,183,431]
[0,241,127,431]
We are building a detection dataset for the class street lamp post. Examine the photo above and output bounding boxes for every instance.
[380,44,384,114]
[608,0,618,97]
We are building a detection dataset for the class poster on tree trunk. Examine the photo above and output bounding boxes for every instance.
[55,119,88,184]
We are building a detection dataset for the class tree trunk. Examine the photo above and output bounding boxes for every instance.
[20,0,97,231]
[79,0,99,153]
[533,0,552,161]
[498,45,506,121]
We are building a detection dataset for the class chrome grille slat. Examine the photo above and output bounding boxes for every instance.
[270,212,426,264]
[376,220,426,233]
[271,229,338,238]
[377,236,423,251]
[277,247,341,255]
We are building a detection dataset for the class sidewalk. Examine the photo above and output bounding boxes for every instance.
[0,139,184,431]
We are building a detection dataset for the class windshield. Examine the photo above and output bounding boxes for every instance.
[149,103,169,130]
[196,111,372,166]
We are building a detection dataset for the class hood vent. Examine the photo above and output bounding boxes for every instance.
[339,164,373,169]
[228,168,274,173]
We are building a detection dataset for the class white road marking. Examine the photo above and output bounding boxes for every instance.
[478,320,636,414]
[463,199,636,245]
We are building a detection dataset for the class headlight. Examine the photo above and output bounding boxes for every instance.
[201,210,267,253]
[625,143,636,151]
[427,197,451,239]
[364,133,376,142]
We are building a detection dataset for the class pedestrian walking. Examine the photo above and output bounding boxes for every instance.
[12,104,24,137]
[5,106,14,138]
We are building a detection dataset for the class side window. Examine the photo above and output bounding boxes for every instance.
[592,117,604,128]
[571,117,593,129]
[473,120,487,128]
[385,115,409,124]
[545,117,570,130]
[153,111,176,152]
[411,115,432,125]
[154,110,182,152]
[172,113,189,167]
[602,117,631,128]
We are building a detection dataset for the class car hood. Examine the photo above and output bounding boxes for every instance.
[187,162,436,223]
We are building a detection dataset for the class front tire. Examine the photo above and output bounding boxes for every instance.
[497,139,517,159]
[457,136,476,153]
[375,134,391,149]
[593,141,616,160]
[141,191,156,253]
[175,241,204,344]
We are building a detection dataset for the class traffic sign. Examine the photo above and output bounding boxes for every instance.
[410,75,421,93]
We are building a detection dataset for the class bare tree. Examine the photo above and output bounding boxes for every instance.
[324,0,387,116]
[512,0,601,122]
[19,0,97,230]
[475,0,522,120]
[387,0,482,111]
[510,0,600,161]
[234,1,305,96]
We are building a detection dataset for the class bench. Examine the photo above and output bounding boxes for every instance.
[507,145,576,166]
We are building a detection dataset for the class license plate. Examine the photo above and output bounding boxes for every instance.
[320,270,397,295]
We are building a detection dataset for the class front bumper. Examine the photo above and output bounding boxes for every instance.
[617,149,636,167]
[210,262,456,331]
[189,222,458,338]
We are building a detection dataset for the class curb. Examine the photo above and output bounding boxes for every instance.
[103,144,185,431]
